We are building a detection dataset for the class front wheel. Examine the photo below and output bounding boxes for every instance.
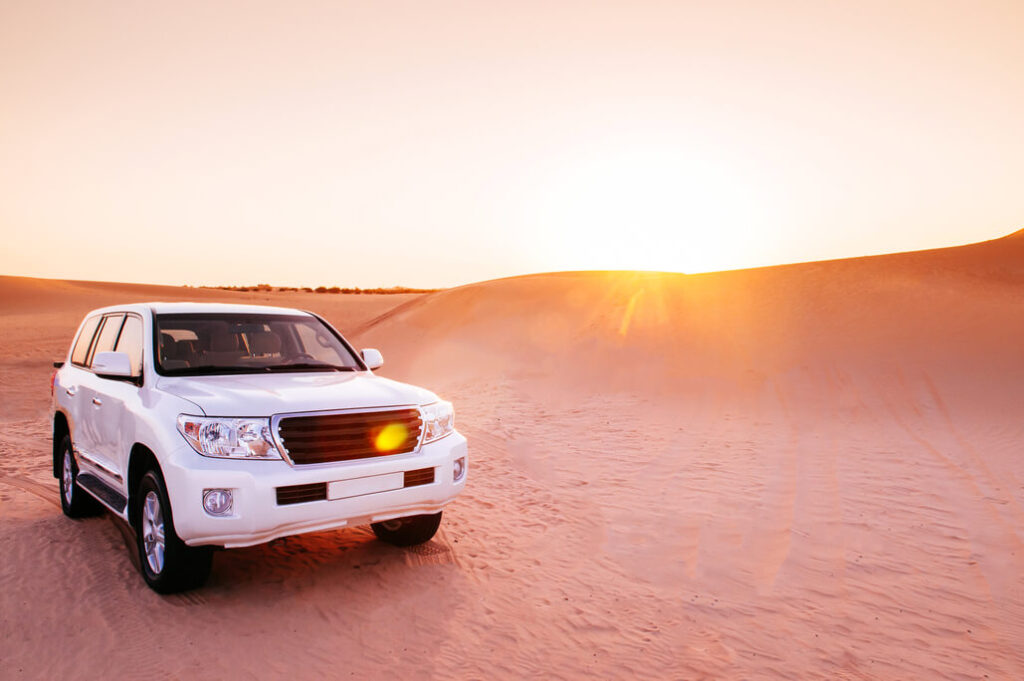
[135,470,213,593]
[371,512,443,547]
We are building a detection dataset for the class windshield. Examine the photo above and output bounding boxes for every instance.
[154,313,364,376]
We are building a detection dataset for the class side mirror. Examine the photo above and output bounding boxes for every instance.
[92,351,134,379]
[361,348,384,371]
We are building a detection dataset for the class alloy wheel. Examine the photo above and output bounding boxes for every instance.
[141,491,166,574]
[62,450,74,506]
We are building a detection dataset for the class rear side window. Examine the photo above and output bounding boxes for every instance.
[114,315,144,377]
[88,314,126,366]
[70,316,102,366]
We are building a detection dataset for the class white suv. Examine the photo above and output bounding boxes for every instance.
[52,303,467,593]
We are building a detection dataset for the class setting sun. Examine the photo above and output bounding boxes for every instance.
[535,145,777,273]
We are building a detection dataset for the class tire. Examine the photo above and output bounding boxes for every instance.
[371,512,443,547]
[58,435,102,518]
[134,470,213,593]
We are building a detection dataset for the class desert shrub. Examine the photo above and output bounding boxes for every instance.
[201,283,443,294]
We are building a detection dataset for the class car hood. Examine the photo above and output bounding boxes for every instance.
[155,372,439,417]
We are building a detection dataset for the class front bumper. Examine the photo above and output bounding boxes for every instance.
[161,432,467,548]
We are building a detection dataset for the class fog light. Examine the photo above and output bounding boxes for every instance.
[453,457,466,482]
[203,489,233,516]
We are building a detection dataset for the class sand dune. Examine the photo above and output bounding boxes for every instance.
[2,234,1023,679]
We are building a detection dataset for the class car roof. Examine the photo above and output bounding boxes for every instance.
[83,302,314,317]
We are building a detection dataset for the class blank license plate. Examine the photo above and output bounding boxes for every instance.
[327,472,404,500]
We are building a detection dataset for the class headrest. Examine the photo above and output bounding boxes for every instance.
[250,331,282,355]
[209,330,237,352]
[159,332,175,358]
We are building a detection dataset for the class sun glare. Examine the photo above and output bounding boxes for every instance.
[536,147,776,274]
[373,423,409,452]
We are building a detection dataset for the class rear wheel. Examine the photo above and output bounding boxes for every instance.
[58,435,101,518]
[135,470,213,593]
[371,512,443,547]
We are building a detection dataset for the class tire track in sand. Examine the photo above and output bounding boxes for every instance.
[740,378,797,593]
[920,374,1024,539]
[0,475,60,508]
[877,368,1024,678]
[886,368,1024,595]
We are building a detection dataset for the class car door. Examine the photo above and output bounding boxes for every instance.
[75,313,127,486]
[97,313,145,488]
[62,314,103,459]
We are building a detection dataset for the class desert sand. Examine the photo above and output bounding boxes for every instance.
[2,233,1023,679]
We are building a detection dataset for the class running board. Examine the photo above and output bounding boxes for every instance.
[77,473,128,515]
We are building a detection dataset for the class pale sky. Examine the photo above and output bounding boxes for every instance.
[1,0,1021,288]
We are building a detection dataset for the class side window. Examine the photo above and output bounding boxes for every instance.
[114,315,144,378]
[88,314,126,367]
[71,316,102,367]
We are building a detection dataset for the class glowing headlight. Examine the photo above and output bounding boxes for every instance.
[421,401,454,443]
[177,415,282,460]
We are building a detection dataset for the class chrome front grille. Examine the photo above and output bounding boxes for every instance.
[275,408,422,465]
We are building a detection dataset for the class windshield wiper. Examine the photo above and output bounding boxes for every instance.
[262,363,357,373]
[161,365,268,376]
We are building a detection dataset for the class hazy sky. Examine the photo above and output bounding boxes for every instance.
[1,0,1021,288]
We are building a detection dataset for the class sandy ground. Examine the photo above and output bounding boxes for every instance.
[2,234,1024,679]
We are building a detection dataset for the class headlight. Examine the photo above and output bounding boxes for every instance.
[177,415,282,460]
[421,401,454,443]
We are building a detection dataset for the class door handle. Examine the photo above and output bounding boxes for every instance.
[92,397,103,406]
[65,387,78,397]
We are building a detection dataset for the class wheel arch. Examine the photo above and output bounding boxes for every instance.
[127,444,161,528]
[52,412,71,478]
